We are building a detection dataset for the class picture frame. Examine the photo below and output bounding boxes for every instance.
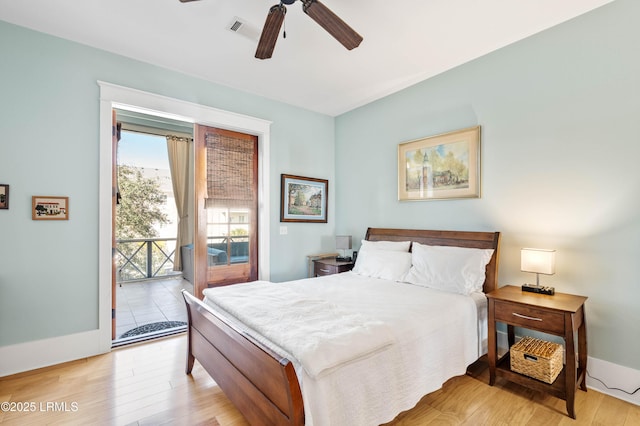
[32,196,69,220]
[398,126,481,201]
[280,174,328,223]
[0,184,8,210]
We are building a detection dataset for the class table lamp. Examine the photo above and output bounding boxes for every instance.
[335,235,352,261]
[521,248,556,295]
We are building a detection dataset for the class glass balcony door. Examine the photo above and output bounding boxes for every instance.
[194,125,258,297]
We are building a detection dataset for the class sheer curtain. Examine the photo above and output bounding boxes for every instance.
[166,135,192,271]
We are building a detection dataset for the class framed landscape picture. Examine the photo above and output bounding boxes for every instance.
[398,126,481,201]
[0,184,8,209]
[280,174,328,223]
[32,196,69,220]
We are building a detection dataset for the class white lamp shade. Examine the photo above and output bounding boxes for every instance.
[336,235,352,250]
[521,248,556,275]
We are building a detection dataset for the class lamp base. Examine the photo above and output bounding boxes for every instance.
[521,283,555,295]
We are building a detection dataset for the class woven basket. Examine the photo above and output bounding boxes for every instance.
[510,336,563,384]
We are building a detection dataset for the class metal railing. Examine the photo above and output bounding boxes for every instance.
[116,237,179,282]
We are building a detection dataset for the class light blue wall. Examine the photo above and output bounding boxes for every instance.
[0,21,334,346]
[335,0,640,370]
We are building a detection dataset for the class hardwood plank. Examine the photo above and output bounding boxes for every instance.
[1,335,637,426]
[420,375,496,422]
[556,386,604,425]
[592,394,633,425]
[625,403,640,426]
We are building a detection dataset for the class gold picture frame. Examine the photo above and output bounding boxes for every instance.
[398,126,481,201]
[32,196,69,220]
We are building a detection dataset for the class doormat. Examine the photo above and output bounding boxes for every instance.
[120,321,187,339]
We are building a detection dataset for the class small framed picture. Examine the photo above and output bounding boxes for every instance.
[0,184,8,209]
[32,196,69,220]
[280,174,328,223]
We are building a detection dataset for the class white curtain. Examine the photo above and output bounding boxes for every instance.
[166,135,192,271]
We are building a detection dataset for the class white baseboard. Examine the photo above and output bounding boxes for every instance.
[497,331,639,406]
[0,330,110,377]
[586,356,640,406]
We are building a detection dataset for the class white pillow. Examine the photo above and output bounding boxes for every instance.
[359,239,411,252]
[352,249,413,281]
[401,243,494,295]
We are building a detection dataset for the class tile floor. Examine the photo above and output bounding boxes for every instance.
[114,276,194,341]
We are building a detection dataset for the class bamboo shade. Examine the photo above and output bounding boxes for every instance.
[205,131,255,208]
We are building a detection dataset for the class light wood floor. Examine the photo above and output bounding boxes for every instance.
[1,335,638,425]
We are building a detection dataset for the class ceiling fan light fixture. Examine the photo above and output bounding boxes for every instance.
[302,0,363,50]
[255,4,287,59]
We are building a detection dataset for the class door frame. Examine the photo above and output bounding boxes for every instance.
[99,81,272,349]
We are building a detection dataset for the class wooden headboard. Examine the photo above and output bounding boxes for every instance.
[364,228,501,294]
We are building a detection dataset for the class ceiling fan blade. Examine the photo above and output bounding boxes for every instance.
[255,5,287,60]
[302,0,362,50]
[179,0,200,2]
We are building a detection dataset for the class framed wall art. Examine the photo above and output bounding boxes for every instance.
[280,174,328,223]
[398,126,481,201]
[0,184,8,209]
[32,196,69,220]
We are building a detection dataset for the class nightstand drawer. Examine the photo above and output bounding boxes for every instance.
[313,259,354,276]
[494,300,565,334]
[315,262,339,276]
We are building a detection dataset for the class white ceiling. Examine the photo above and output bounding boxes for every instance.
[0,0,614,116]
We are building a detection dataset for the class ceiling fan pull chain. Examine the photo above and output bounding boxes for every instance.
[283,20,287,39]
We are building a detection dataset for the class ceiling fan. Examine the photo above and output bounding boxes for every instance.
[179,0,363,60]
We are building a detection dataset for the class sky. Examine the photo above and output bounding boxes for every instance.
[118,131,169,170]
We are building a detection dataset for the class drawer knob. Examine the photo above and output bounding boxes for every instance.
[513,312,543,321]
[320,268,331,273]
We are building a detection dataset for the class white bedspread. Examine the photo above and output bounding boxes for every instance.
[202,281,394,378]
[203,272,485,426]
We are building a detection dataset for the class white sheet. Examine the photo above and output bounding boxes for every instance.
[203,272,487,426]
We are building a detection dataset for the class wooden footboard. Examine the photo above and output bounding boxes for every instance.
[182,290,304,426]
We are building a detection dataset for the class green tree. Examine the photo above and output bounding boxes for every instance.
[288,183,308,206]
[295,190,306,206]
[116,165,171,280]
[411,149,425,167]
[116,165,169,239]
[35,204,46,216]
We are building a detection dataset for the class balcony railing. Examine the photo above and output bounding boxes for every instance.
[116,237,179,282]
[116,235,250,282]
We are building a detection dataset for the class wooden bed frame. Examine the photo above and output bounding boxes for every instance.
[182,228,500,425]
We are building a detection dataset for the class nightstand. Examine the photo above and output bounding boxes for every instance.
[313,258,354,277]
[487,285,588,419]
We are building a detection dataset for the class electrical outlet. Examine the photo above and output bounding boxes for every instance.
[279,226,288,235]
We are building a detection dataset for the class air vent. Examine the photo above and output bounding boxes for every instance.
[229,20,243,32]
[227,17,260,42]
